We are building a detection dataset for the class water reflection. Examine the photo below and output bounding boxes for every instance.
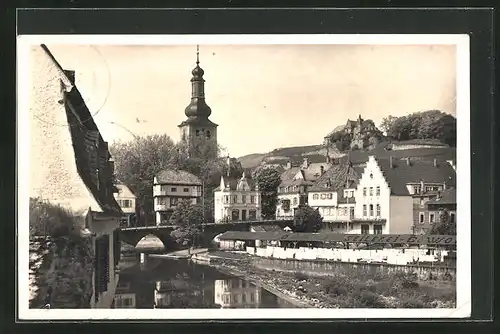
[113,253,296,309]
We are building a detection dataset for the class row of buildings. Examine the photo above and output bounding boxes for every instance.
[150,153,456,236]
[275,155,456,235]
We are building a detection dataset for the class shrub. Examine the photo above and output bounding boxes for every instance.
[355,290,387,308]
[29,198,83,239]
[294,272,308,281]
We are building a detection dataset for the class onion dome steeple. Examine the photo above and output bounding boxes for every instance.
[184,45,212,119]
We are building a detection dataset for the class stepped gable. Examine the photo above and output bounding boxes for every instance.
[376,157,456,196]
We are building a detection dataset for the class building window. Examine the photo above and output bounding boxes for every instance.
[374,225,383,234]
[183,188,189,192]
[171,187,177,192]
[170,197,179,207]
[231,210,239,221]
[363,204,367,217]
[420,198,425,207]
[292,197,298,206]
[282,200,291,212]
[363,188,367,196]
[414,186,421,194]
[224,195,229,204]
[350,207,355,219]
[370,173,373,179]
[94,235,110,301]
[250,293,255,302]
[369,187,373,196]
[419,212,425,224]
[376,204,381,217]
[369,204,374,216]
[429,213,435,223]
[206,130,211,138]
[233,195,238,203]
[361,224,370,234]
[376,186,380,196]
[450,212,456,223]
[249,210,257,220]
[250,195,255,204]
[241,195,247,204]
[195,130,200,136]
[327,193,333,199]
[313,194,319,200]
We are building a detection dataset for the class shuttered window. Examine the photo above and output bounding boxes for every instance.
[94,235,110,301]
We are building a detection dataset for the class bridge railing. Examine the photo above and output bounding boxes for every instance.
[120,219,294,231]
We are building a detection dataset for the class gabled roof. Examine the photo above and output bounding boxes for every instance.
[41,45,122,216]
[279,162,329,187]
[155,169,202,185]
[214,174,257,192]
[309,161,363,205]
[376,157,456,196]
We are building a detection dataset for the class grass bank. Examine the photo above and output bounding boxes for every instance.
[208,252,456,309]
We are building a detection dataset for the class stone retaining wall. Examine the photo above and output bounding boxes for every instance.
[252,256,456,282]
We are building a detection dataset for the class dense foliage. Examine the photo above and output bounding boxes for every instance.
[428,209,456,235]
[29,198,83,238]
[253,167,282,219]
[293,205,323,233]
[167,200,204,247]
[380,110,456,146]
[29,199,93,308]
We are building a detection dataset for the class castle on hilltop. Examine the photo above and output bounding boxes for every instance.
[323,114,382,157]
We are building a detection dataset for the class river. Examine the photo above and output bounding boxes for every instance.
[113,254,298,309]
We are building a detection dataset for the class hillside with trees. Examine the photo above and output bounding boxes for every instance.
[238,110,456,170]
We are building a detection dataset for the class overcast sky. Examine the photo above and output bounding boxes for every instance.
[47,44,457,157]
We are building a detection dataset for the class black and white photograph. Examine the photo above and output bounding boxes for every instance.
[17,34,470,320]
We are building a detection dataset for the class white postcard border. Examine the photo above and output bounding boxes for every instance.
[17,34,471,320]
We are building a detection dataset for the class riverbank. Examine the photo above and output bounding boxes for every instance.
[202,251,456,309]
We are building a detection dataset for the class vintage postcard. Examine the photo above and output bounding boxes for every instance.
[17,34,470,320]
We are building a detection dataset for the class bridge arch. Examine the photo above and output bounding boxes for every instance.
[136,234,165,253]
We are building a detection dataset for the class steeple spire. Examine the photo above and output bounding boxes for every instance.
[184,44,212,118]
[196,44,200,65]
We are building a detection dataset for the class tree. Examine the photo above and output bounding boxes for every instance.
[293,205,323,233]
[168,200,204,248]
[253,167,282,219]
[29,198,83,239]
[168,200,204,227]
[380,110,456,146]
[379,115,398,135]
[428,209,456,235]
[110,134,178,226]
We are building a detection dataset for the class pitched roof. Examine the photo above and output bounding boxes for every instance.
[41,45,122,216]
[426,188,457,205]
[309,161,362,192]
[214,174,258,191]
[376,157,456,196]
[279,162,330,187]
[155,169,202,185]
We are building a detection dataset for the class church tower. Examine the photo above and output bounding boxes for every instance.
[178,45,218,158]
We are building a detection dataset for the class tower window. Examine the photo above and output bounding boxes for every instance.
[206,130,211,138]
[195,130,200,136]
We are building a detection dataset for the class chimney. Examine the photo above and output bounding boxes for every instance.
[433,159,438,167]
[286,160,292,169]
[406,157,411,166]
[302,158,309,169]
[389,156,394,169]
[108,157,115,175]
[320,165,325,175]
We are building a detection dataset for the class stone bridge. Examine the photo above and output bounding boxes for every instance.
[119,219,294,250]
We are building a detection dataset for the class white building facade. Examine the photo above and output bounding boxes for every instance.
[114,183,137,227]
[153,170,202,225]
[214,173,261,223]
